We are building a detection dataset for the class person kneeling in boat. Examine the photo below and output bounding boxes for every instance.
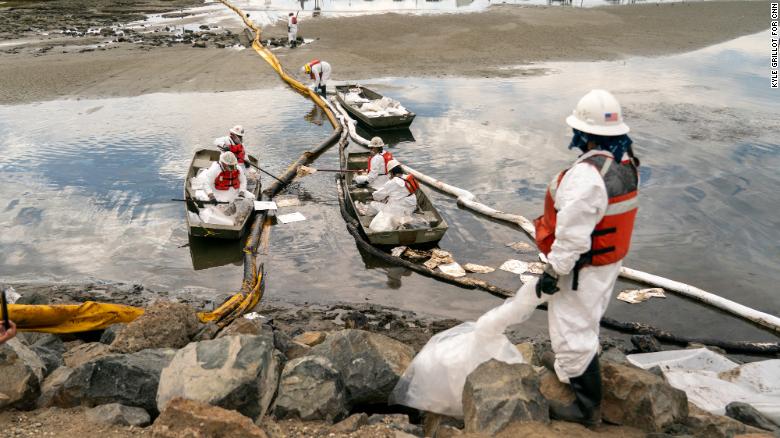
[195,151,255,225]
[368,159,419,231]
[354,136,393,189]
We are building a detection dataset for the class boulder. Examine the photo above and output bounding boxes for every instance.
[110,301,199,353]
[85,403,151,426]
[725,402,778,431]
[310,329,414,405]
[29,334,65,377]
[630,335,662,353]
[601,349,628,365]
[514,342,536,365]
[36,366,73,408]
[538,368,575,405]
[152,397,268,438]
[54,348,175,415]
[284,341,312,360]
[99,324,125,345]
[0,338,45,409]
[63,342,110,368]
[368,413,423,436]
[192,322,219,342]
[463,360,549,435]
[156,334,282,420]
[293,331,327,347]
[332,413,369,433]
[216,317,266,338]
[685,403,754,438]
[601,361,688,431]
[274,356,348,422]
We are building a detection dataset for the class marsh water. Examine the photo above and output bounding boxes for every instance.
[0,31,778,343]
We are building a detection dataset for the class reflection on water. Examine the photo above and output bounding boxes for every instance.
[188,235,245,270]
[1,31,778,340]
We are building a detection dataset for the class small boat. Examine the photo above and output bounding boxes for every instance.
[184,148,262,240]
[343,152,448,246]
[335,85,416,130]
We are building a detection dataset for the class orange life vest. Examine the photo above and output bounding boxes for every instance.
[214,169,241,191]
[307,59,320,79]
[403,174,419,195]
[229,143,245,164]
[367,151,394,174]
[534,151,638,267]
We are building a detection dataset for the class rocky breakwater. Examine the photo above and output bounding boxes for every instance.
[1,297,776,437]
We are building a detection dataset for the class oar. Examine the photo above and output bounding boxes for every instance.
[171,198,231,205]
[244,161,288,185]
[296,165,360,177]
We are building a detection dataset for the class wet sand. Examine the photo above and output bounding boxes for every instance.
[0,0,769,104]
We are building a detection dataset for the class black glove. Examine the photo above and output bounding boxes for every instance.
[535,264,560,298]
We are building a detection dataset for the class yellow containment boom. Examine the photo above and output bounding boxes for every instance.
[7,302,144,334]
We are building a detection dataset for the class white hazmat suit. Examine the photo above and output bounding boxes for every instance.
[545,149,621,383]
[287,15,298,46]
[353,153,389,189]
[309,61,331,89]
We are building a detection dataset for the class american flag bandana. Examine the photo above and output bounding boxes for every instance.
[604,112,619,122]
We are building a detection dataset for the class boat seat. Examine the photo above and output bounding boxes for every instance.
[193,157,213,170]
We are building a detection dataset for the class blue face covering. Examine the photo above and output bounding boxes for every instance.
[568,129,633,162]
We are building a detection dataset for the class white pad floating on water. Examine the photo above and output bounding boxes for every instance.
[275,197,301,208]
[391,246,407,257]
[277,212,306,224]
[499,259,529,275]
[617,288,666,304]
[253,201,278,211]
[438,262,466,278]
[463,263,495,274]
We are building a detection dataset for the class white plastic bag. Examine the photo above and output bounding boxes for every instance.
[390,282,546,417]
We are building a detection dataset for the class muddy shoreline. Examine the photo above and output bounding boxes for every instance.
[0,1,770,104]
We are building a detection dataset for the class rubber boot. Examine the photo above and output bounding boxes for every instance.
[549,356,602,428]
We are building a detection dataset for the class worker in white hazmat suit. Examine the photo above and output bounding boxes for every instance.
[194,151,255,225]
[287,13,298,48]
[533,89,639,427]
[354,136,393,189]
[368,160,419,231]
[301,59,331,96]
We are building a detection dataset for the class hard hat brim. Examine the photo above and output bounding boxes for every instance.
[566,115,630,136]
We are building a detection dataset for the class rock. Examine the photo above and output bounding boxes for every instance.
[293,331,327,347]
[36,366,73,408]
[192,322,219,341]
[192,41,206,48]
[0,338,45,409]
[332,413,369,433]
[99,324,125,345]
[463,360,549,435]
[156,334,282,420]
[538,368,575,405]
[110,301,199,353]
[274,356,348,422]
[284,341,311,360]
[514,342,536,365]
[152,397,268,438]
[273,329,293,353]
[343,311,369,329]
[63,342,111,368]
[16,291,50,305]
[601,348,628,365]
[29,334,65,377]
[631,335,662,353]
[494,420,647,437]
[434,425,464,437]
[54,348,175,415]
[601,361,688,431]
[85,403,151,427]
[685,403,756,438]
[726,402,778,431]
[217,317,266,338]
[310,329,414,405]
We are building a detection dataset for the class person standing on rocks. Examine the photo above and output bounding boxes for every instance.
[287,12,299,48]
[533,89,639,427]
[301,59,331,96]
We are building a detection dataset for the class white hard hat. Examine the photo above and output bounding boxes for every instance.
[369,137,385,149]
[229,125,244,137]
[386,159,402,172]
[219,151,238,166]
[565,89,630,136]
